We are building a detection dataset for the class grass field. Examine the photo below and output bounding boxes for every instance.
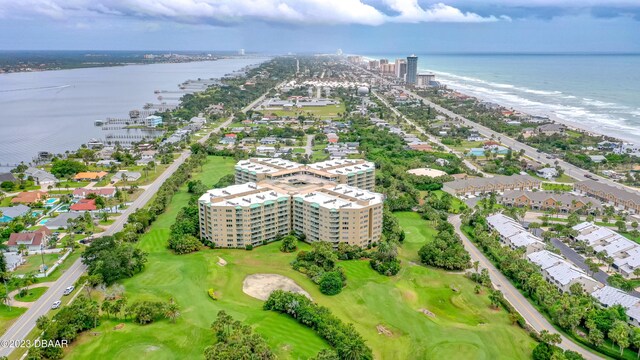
[15,286,48,302]
[0,305,26,336]
[65,157,535,360]
[266,103,346,119]
[542,182,574,191]
[13,253,61,276]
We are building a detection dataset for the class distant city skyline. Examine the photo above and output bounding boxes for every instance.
[0,1,639,53]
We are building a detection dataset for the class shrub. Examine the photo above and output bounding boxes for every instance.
[319,271,343,295]
[279,234,298,253]
[168,234,201,254]
[208,288,217,300]
[245,244,253,251]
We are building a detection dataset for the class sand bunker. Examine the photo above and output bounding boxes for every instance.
[243,273,312,301]
[407,168,447,177]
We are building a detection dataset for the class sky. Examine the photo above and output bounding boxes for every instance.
[0,0,639,53]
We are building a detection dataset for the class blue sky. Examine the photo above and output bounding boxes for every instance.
[0,0,639,53]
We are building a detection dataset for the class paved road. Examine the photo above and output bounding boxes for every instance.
[304,134,314,156]
[450,215,601,359]
[372,90,490,177]
[0,259,85,357]
[398,86,639,193]
[0,89,262,356]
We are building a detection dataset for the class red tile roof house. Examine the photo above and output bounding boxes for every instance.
[7,226,52,252]
[70,199,97,212]
[72,188,116,199]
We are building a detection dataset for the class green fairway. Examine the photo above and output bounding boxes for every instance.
[66,158,535,360]
[15,286,48,302]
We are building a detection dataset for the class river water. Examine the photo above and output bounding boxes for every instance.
[0,57,268,169]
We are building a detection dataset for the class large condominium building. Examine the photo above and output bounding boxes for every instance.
[199,175,384,249]
[235,158,376,191]
[406,55,418,85]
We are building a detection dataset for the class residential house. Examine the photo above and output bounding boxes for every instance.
[3,252,25,272]
[11,191,47,204]
[72,188,116,199]
[499,190,602,213]
[527,250,601,293]
[536,167,558,179]
[572,222,640,278]
[591,286,640,327]
[575,180,640,214]
[260,137,278,145]
[537,123,566,136]
[7,226,52,252]
[408,143,433,152]
[443,174,541,197]
[44,212,84,230]
[70,199,97,212]
[24,167,57,186]
[112,171,141,182]
[0,173,16,183]
[589,155,606,163]
[73,171,108,181]
[486,213,545,254]
[0,205,31,223]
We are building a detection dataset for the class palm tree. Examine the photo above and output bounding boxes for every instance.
[164,300,180,323]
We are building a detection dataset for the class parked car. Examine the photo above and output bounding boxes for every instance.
[51,301,61,309]
[63,286,74,295]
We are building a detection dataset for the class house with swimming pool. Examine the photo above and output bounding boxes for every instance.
[0,205,30,223]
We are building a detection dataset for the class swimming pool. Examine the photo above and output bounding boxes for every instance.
[38,218,50,225]
[45,198,59,206]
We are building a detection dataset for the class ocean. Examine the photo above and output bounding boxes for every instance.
[0,57,268,169]
[368,54,640,143]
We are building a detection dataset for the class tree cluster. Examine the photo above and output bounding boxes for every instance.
[81,236,147,285]
[264,290,373,360]
[204,310,274,360]
[291,241,346,295]
[418,221,470,271]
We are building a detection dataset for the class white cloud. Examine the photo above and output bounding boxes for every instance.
[384,1,500,23]
[0,0,505,25]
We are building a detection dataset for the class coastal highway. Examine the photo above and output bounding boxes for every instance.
[450,215,601,360]
[360,62,636,194]
[0,83,272,356]
[398,86,632,190]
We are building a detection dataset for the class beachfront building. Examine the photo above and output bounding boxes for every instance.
[234,158,376,191]
[575,180,640,214]
[527,250,601,293]
[442,174,541,197]
[406,55,418,84]
[198,176,383,249]
[486,213,545,254]
[572,222,640,278]
[498,190,603,213]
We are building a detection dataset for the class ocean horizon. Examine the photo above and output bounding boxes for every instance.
[365,53,640,144]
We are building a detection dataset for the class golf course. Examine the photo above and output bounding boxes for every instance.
[65,156,536,359]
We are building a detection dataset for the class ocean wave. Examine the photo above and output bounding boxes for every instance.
[436,76,640,142]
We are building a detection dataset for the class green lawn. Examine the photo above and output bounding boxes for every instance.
[0,305,26,336]
[51,181,90,190]
[65,157,535,360]
[266,103,346,119]
[15,286,48,302]
[0,196,13,207]
[542,182,574,191]
[13,253,61,276]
